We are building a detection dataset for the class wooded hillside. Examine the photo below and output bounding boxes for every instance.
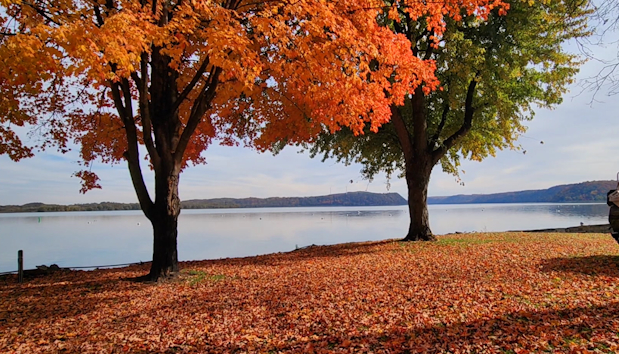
[428,181,617,204]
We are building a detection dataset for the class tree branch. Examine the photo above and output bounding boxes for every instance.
[21,1,61,26]
[130,72,141,90]
[414,28,430,43]
[230,0,244,9]
[391,105,415,163]
[430,101,450,144]
[131,52,160,170]
[170,56,210,115]
[432,76,478,163]
[93,6,105,27]
[174,66,222,163]
[410,28,434,59]
[110,81,154,218]
[121,78,133,120]
[423,34,435,60]
[109,81,127,120]
[410,85,428,153]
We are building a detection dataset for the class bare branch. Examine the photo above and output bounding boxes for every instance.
[430,101,450,144]
[121,78,134,120]
[131,53,160,169]
[93,6,105,27]
[391,105,415,163]
[109,81,127,121]
[110,80,154,217]
[432,76,478,163]
[174,66,223,163]
[170,56,210,115]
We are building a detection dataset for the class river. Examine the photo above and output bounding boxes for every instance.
[0,203,611,273]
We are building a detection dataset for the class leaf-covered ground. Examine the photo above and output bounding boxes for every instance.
[2,232,619,353]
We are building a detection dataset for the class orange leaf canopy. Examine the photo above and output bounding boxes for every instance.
[0,0,506,173]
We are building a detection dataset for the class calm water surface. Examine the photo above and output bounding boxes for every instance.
[0,203,610,272]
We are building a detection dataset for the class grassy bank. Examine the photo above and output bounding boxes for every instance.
[2,232,619,353]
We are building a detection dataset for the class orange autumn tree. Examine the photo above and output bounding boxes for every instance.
[0,0,504,280]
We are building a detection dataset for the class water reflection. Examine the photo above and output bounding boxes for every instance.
[0,203,609,272]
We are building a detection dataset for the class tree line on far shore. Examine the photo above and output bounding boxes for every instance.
[428,181,619,204]
[0,192,407,213]
[4,179,614,214]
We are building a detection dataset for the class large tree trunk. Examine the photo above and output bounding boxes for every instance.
[147,166,181,280]
[149,208,179,280]
[403,158,436,241]
[114,30,221,281]
[391,88,437,242]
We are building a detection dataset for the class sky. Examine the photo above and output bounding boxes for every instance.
[1,37,619,206]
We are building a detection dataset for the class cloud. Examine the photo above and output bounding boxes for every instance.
[178,146,396,200]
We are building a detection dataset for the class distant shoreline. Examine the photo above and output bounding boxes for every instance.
[1,199,611,214]
[0,191,407,213]
[4,180,617,213]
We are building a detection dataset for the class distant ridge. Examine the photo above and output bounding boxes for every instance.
[0,191,407,213]
[428,180,618,204]
[183,191,406,209]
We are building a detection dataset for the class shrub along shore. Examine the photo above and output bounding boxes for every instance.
[2,231,619,353]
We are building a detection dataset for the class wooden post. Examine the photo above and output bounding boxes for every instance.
[18,250,23,283]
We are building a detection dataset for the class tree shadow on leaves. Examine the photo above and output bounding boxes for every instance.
[0,268,142,326]
[539,255,619,277]
[250,301,619,353]
[285,239,395,260]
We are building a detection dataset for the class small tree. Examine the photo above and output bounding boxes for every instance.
[0,0,506,280]
[307,0,589,241]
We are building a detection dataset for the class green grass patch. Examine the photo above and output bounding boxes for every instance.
[183,269,226,285]
[437,237,496,245]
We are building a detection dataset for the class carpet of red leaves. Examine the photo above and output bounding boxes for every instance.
[2,232,619,353]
